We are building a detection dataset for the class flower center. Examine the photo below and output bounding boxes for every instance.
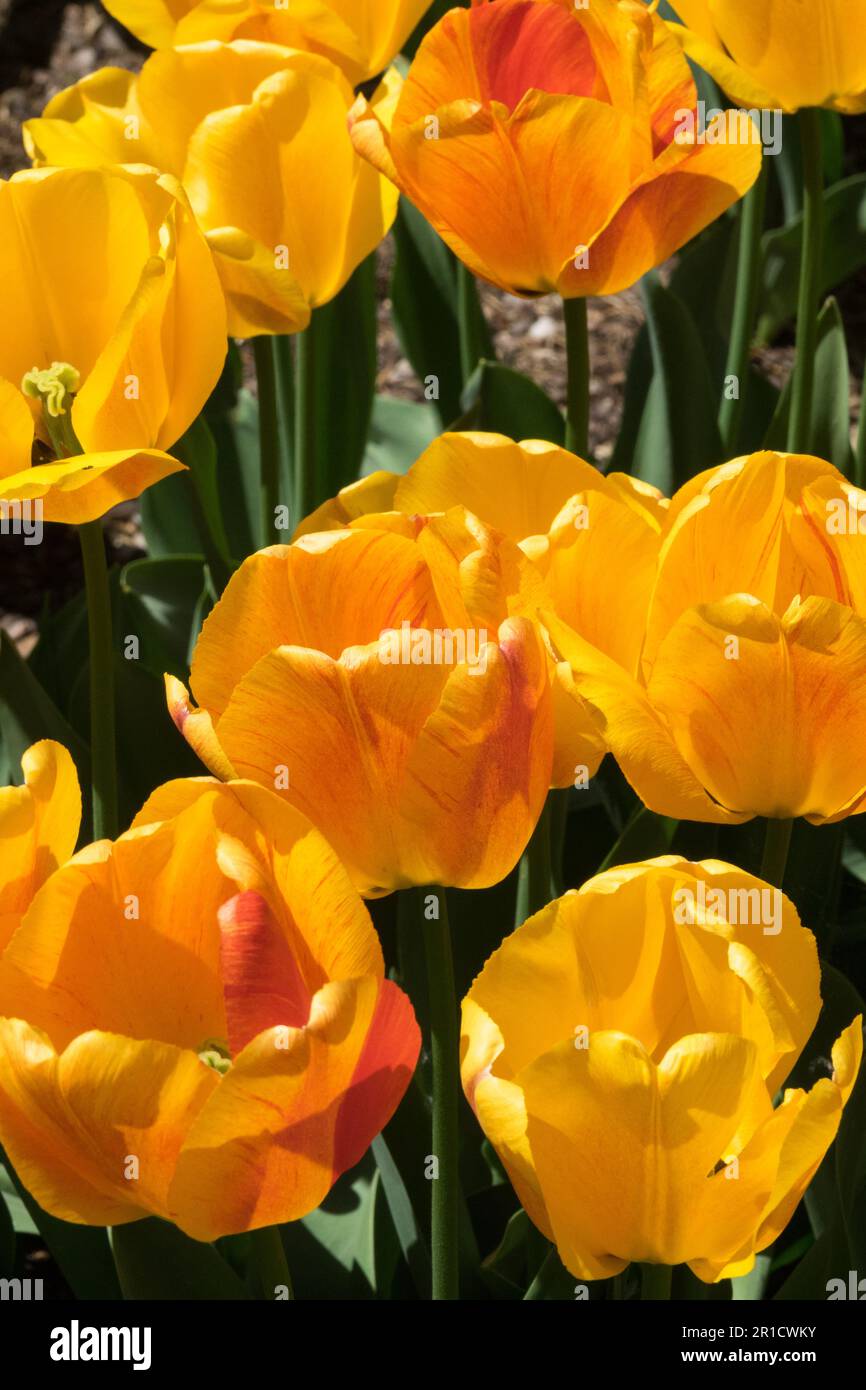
[197,1038,232,1075]
[21,361,82,459]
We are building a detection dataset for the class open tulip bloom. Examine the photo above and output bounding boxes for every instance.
[0,777,420,1239]
[462,858,862,1281]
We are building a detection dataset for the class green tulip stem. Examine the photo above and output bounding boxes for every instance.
[719,163,768,454]
[855,358,866,489]
[456,261,489,385]
[787,108,825,453]
[563,297,590,457]
[640,1263,672,1300]
[78,519,118,842]
[516,798,554,925]
[760,817,794,889]
[250,1226,293,1301]
[254,335,282,549]
[293,319,320,528]
[422,887,460,1300]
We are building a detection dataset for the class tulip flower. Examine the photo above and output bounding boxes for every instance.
[25,44,400,340]
[102,0,433,85]
[0,777,420,1239]
[296,430,667,785]
[166,510,554,894]
[545,450,866,824]
[348,0,762,300]
[0,166,224,523]
[0,742,80,952]
[461,856,862,1281]
[669,1,866,115]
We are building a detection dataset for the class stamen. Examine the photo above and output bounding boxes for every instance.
[21,362,80,419]
[197,1038,232,1075]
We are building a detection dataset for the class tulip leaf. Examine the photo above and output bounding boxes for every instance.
[168,417,235,592]
[631,271,723,493]
[0,1149,121,1299]
[281,1157,400,1298]
[111,1219,249,1300]
[206,384,264,562]
[361,395,441,476]
[391,199,466,425]
[140,470,203,560]
[523,1245,576,1300]
[119,555,210,680]
[372,1133,431,1298]
[810,297,855,476]
[598,804,677,873]
[0,1187,15,1278]
[757,174,866,344]
[0,1165,37,1236]
[0,630,89,790]
[454,360,565,445]
[304,254,378,504]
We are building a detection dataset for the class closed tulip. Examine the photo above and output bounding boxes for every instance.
[349,0,761,298]
[669,1,866,114]
[25,43,400,338]
[0,778,420,1239]
[166,510,554,894]
[0,742,80,952]
[546,451,866,823]
[462,857,862,1280]
[0,166,225,523]
[296,430,667,784]
[102,0,433,84]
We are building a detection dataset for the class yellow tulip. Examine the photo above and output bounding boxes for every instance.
[102,0,433,84]
[167,510,554,894]
[349,0,761,298]
[0,778,420,1239]
[461,856,862,1280]
[546,451,866,823]
[0,166,226,523]
[669,1,866,114]
[0,742,80,953]
[296,430,668,786]
[25,43,400,338]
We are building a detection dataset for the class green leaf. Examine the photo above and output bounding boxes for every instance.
[0,1183,15,1277]
[0,1149,121,1299]
[757,175,866,344]
[0,630,89,789]
[811,297,855,476]
[454,360,565,444]
[523,1245,576,1300]
[361,395,441,477]
[0,1165,37,1236]
[206,385,263,561]
[111,1219,249,1300]
[632,271,724,492]
[307,254,378,502]
[140,470,202,559]
[598,805,677,872]
[391,199,464,425]
[281,1157,399,1298]
[120,555,209,680]
[170,417,235,591]
[372,1132,430,1297]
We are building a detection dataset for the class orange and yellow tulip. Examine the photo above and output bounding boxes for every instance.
[296,430,667,785]
[0,166,225,523]
[102,0,433,85]
[462,856,862,1281]
[669,1,866,115]
[25,43,400,338]
[546,451,866,824]
[0,741,80,953]
[166,510,554,894]
[349,0,762,298]
[0,777,420,1239]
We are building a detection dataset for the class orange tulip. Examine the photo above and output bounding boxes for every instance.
[546,451,866,823]
[349,0,762,297]
[167,510,554,894]
[0,742,80,952]
[296,430,667,786]
[0,778,420,1239]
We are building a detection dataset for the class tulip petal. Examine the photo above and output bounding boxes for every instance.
[520,1029,759,1276]
[0,378,36,478]
[648,595,866,821]
[169,976,419,1239]
[543,609,747,823]
[0,1018,219,1227]
[165,674,237,781]
[0,449,185,525]
[292,470,399,539]
[218,890,312,1056]
[0,740,81,951]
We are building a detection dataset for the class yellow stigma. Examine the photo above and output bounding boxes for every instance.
[21,361,81,419]
[197,1038,232,1076]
